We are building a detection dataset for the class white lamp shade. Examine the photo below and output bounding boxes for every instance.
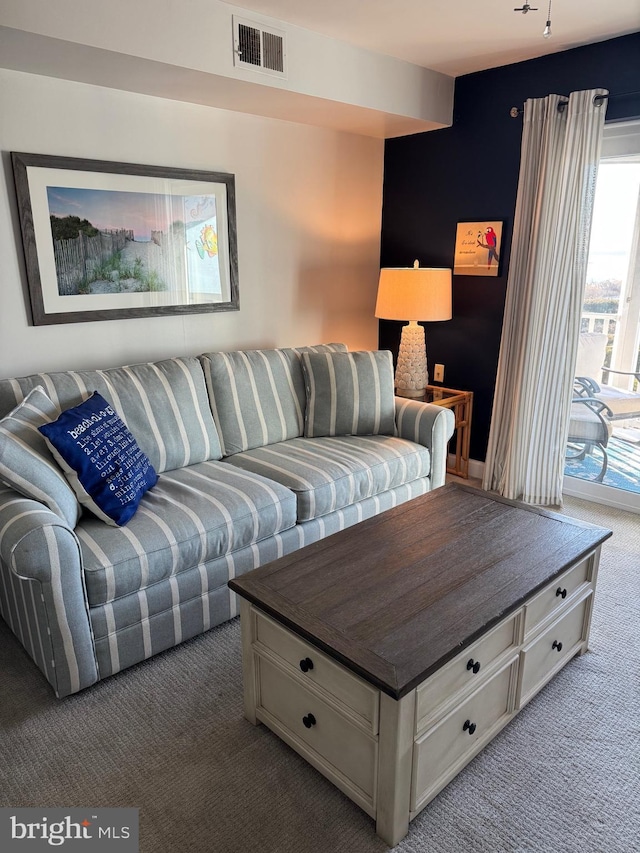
[375,266,452,322]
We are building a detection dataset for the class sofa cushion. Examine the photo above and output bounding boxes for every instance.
[40,392,159,527]
[0,357,221,474]
[301,350,396,438]
[200,344,347,456]
[75,461,297,606]
[0,386,81,527]
[223,435,430,522]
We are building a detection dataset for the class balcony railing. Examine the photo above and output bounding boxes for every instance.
[581,311,619,336]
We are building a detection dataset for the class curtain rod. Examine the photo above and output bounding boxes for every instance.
[509,90,640,118]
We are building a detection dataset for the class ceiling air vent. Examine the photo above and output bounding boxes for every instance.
[233,16,287,78]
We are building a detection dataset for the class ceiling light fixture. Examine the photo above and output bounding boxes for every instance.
[513,3,538,13]
[543,0,552,38]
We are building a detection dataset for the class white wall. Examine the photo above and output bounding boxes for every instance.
[0,69,384,379]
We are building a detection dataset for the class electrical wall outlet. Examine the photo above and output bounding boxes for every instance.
[434,363,445,383]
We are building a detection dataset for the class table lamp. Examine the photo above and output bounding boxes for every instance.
[375,261,452,397]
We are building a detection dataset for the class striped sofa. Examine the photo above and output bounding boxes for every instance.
[0,344,454,697]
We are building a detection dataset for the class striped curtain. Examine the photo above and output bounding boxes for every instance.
[483,89,607,505]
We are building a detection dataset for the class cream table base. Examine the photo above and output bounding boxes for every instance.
[238,546,601,846]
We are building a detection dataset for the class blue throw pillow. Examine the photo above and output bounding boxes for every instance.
[39,392,158,526]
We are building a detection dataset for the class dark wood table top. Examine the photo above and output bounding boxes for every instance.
[229,484,612,699]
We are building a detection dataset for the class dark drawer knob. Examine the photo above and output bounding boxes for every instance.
[302,713,316,729]
[463,719,477,735]
[552,640,563,652]
[299,657,314,673]
[556,587,567,599]
[466,658,481,674]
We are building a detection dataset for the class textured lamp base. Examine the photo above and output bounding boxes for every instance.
[395,320,428,397]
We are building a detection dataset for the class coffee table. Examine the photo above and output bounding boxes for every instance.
[229,484,611,846]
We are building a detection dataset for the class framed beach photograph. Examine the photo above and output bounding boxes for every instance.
[11,152,239,325]
[453,220,503,277]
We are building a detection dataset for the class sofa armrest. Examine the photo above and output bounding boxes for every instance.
[394,398,455,489]
[0,485,98,697]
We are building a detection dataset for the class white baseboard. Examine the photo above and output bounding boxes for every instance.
[562,477,640,515]
[447,462,640,514]
[447,457,639,514]
[448,455,485,482]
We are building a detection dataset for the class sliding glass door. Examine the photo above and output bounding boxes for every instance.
[564,120,640,513]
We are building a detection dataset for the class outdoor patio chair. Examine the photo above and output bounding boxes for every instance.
[566,389,614,483]
[575,332,640,421]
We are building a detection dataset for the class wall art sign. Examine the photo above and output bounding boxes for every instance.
[11,152,239,325]
[453,221,503,277]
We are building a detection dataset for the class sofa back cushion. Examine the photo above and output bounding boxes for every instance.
[199,344,347,456]
[0,357,221,474]
[301,350,396,438]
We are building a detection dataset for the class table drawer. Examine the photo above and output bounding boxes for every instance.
[416,612,519,731]
[412,657,517,812]
[524,558,591,636]
[256,653,377,803]
[254,609,378,734]
[520,593,591,704]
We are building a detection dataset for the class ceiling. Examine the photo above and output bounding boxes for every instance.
[230,0,640,76]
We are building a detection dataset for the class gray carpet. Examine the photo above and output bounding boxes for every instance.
[1,496,638,852]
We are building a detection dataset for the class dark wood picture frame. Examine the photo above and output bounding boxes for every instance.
[11,152,239,325]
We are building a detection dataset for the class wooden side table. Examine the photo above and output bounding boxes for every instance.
[419,386,473,478]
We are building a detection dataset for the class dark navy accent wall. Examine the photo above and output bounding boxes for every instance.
[380,32,640,463]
